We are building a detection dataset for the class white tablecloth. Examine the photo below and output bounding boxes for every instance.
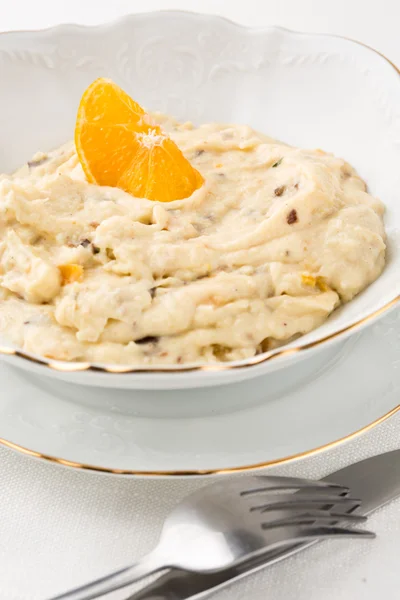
[2,416,400,600]
[1,1,400,598]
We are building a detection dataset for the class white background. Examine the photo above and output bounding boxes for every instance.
[0,1,400,599]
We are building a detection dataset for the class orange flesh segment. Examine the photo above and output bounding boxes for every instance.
[118,134,202,202]
[75,78,203,200]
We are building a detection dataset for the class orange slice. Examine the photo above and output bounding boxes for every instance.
[75,78,203,201]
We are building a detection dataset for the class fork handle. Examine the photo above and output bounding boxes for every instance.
[49,551,164,600]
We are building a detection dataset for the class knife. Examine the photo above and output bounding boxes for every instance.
[126,448,400,600]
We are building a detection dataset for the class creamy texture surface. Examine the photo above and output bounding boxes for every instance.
[0,115,386,364]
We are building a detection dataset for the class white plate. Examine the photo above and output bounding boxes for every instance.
[0,11,399,389]
[1,308,399,476]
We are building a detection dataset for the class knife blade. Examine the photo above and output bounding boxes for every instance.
[126,448,400,600]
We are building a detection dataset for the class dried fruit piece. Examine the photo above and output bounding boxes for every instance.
[274,185,286,197]
[301,274,329,292]
[59,264,84,285]
[287,209,298,224]
[316,276,329,292]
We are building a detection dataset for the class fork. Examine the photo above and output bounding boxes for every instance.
[50,475,374,600]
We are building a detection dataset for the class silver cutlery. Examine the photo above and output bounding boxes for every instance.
[127,448,400,600]
[51,475,373,600]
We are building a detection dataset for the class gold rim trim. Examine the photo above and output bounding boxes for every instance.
[0,18,399,476]
[1,401,399,476]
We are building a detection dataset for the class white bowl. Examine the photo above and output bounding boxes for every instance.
[0,11,398,389]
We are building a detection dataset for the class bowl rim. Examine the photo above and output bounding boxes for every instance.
[0,10,399,376]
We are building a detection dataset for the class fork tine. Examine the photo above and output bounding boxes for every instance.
[260,523,376,540]
[316,511,366,522]
[257,512,367,528]
[250,494,361,513]
[240,476,348,496]
[242,484,348,497]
